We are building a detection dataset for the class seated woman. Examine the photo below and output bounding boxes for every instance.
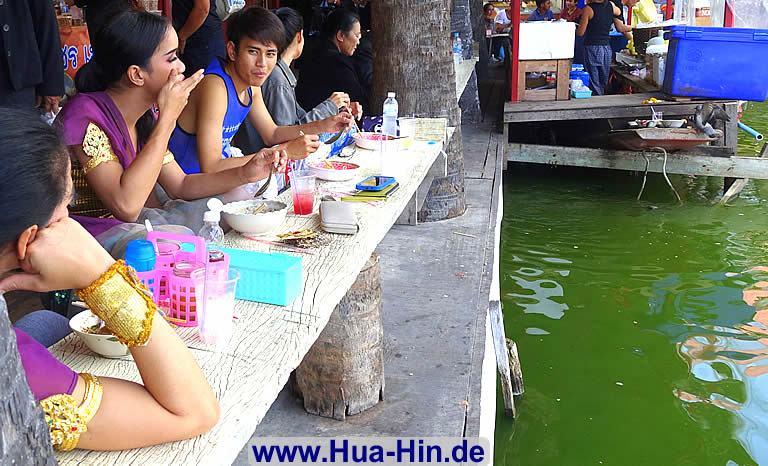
[527,0,555,21]
[561,0,583,22]
[295,9,368,115]
[232,7,362,158]
[57,10,285,254]
[170,6,352,196]
[1,107,219,451]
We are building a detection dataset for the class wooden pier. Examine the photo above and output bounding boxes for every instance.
[501,93,767,183]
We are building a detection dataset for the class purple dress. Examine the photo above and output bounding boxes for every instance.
[14,328,78,400]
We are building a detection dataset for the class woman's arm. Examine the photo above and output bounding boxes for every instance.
[76,316,219,450]
[0,218,219,450]
[72,116,175,222]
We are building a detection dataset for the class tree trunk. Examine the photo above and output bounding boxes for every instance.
[294,254,384,420]
[371,0,467,222]
[0,297,56,465]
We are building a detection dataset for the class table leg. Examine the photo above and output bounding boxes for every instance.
[294,253,385,420]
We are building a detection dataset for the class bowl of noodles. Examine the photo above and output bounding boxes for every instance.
[69,309,130,358]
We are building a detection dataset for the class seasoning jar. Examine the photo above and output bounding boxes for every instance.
[172,261,205,278]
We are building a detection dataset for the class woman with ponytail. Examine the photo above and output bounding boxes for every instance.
[56,10,286,255]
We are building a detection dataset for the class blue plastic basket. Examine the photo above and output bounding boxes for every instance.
[663,26,768,101]
[221,248,303,306]
[571,88,592,99]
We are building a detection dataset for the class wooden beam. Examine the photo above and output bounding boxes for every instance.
[508,143,768,179]
[489,300,516,417]
[720,143,768,205]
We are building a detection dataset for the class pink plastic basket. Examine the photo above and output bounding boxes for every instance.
[145,231,229,327]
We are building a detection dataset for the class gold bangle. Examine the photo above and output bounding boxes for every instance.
[77,260,156,347]
[40,373,104,452]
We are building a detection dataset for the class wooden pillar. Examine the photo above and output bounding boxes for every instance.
[295,254,385,420]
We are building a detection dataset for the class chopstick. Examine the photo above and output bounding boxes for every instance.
[243,236,316,255]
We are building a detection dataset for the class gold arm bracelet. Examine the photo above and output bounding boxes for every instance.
[77,260,156,347]
[41,372,104,452]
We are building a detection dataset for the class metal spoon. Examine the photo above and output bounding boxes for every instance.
[252,164,274,198]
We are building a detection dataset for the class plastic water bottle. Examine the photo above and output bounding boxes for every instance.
[452,32,463,66]
[198,199,225,263]
[382,92,398,137]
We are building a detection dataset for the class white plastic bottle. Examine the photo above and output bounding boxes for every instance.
[452,32,463,66]
[198,199,225,263]
[382,92,398,137]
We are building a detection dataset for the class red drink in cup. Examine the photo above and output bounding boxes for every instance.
[291,170,316,215]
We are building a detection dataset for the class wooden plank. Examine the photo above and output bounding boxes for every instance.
[52,134,449,466]
[556,59,571,101]
[505,92,733,113]
[720,143,768,205]
[508,143,768,179]
[489,300,515,417]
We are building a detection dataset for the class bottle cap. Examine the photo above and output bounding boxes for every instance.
[387,92,396,98]
[124,239,156,272]
[203,210,220,223]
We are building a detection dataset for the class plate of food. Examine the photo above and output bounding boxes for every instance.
[69,309,130,358]
[352,132,399,150]
[307,160,360,181]
[222,200,288,235]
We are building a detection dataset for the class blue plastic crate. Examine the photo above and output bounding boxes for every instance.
[221,248,303,306]
[571,88,592,99]
[663,26,768,101]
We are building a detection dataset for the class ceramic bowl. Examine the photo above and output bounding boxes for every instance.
[69,310,130,359]
[659,119,686,128]
[307,161,360,181]
[353,132,397,150]
[222,200,288,235]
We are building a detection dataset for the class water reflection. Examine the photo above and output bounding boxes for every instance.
[675,271,768,464]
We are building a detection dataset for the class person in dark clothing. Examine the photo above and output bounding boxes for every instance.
[296,9,368,114]
[68,0,136,39]
[576,0,630,95]
[172,0,226,76]
[0,0,64,111]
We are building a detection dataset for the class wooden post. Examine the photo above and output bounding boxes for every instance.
[295,254,385,420]
[489,300,517,417]
[506,339,524,396]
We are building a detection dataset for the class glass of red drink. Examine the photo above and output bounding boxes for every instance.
[291,170,316,215]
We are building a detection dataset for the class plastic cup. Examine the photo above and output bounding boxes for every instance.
[192,268,239,349]
[398,117,416,139]
[124,239,156,272]
[291,170,316,215]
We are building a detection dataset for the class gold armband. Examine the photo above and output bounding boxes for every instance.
[41,373,104,452]
[77,260,156,347]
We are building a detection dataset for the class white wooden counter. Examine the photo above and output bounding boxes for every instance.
[50,135,447,466]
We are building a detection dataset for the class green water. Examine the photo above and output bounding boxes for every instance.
[495,102,768,466]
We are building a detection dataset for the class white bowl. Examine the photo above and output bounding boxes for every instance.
[307,161,360,181]
[353,132,397,150]
[69,310,130,359]
[659,119,686,128]
[222,200,288,235]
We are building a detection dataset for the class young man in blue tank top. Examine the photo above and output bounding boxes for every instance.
[576,0,632,95]
[169,6,353,195]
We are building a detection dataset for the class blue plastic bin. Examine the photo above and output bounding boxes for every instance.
[221,248,303,306]
[663,26,768,101]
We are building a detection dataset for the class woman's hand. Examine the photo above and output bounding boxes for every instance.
[285,134,321,160]
[349,101,363,120]
[240,148,288,182]
[320,111,354,134]
[328,92,351,109]
[0,218,115,293]
[157,69,204,125]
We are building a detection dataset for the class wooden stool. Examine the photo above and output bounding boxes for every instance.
[295,253,385,420]
[516,58,572,102]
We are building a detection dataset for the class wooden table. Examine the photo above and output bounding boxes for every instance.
[50,135,449,465]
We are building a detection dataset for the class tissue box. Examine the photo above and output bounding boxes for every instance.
[221,248,303,306]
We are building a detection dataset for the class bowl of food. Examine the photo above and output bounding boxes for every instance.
[352,132,398,150]
[69,310,130,358]
[307,160,360,181]
[658,119,687,128]
[222,200,288,235]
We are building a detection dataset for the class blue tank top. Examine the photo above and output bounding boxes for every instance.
[170,58,253,174]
